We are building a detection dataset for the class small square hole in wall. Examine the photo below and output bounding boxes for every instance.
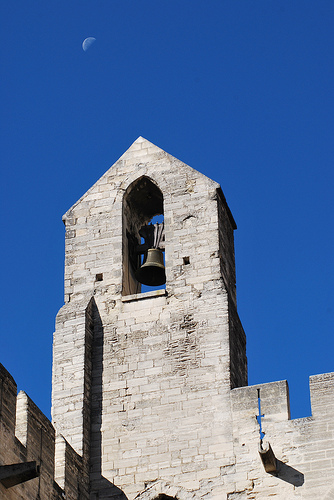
[183,256,190,265]
[95,273,103,282]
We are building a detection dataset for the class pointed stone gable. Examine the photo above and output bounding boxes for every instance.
[63,137,219,219]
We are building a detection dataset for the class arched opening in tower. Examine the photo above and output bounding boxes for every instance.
[122,176,165,296]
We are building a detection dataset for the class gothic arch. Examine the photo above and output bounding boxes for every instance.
[134,480,200,500]
[122,176,164,295]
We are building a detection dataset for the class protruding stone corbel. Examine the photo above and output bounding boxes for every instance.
[258,441,277,473]
[0,461,40,488]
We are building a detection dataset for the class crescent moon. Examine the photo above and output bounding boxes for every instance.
[82,37,96,51]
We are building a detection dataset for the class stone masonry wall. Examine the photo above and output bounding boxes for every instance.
[230,373,334,499]
[2,361,333,499]
[0,363,88,500]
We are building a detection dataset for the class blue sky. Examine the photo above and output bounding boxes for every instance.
[1,1,333,420]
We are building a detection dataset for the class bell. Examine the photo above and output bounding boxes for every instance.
[135,248,166,286]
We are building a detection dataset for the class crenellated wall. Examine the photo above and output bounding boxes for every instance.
[1,361,333,499]
[0,363,88,500]
[229,373,334,499]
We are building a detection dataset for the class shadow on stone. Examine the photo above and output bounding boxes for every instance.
[273,460,304,487]
[92,477,129,500]
[89,299,128,500]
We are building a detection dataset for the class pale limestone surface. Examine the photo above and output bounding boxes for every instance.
[51,138,333,499]
[0,138,332,500]
[52,137,244,499]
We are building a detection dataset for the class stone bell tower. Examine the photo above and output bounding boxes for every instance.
[51,137,247,499]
